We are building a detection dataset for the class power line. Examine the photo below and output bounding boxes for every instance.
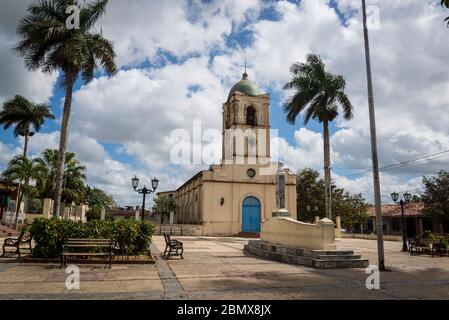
[343,149,449,178]
[365,187,426,200]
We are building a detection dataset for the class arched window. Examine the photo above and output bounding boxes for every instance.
[246,106,257,126]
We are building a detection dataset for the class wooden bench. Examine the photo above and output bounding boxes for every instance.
[409,237,441,257]
[163,234,184,259]
[1,226,32,258]
[431,239,448,257]
[61,238,113,268]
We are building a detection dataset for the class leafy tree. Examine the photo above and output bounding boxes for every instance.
[154,195,175,224]
[15,0,117,217]
[1,156,41,228]
[296,168,325,222]
[84,185,113,220]
[284,54,354,219]
[0,95,55,158]
[334,192,370,231]
[296,168,369,229]
[421,170,449,225]
[34,149,86,205]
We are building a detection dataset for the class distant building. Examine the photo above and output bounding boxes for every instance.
[367,202,446,238]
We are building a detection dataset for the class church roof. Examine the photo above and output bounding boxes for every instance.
[228,72,262,101]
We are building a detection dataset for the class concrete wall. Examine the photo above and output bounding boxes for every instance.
[154,224,204,236]
[261,217,337,250]
[342,233,402,242]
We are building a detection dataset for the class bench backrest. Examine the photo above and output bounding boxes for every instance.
[163,233,171,244]
[66,238,112,245]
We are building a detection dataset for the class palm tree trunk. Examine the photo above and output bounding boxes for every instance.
[23,128,29,159]
[13,188,24,230]
[323,120,332,220]
[53,73,76,218]
[362,0,386,271]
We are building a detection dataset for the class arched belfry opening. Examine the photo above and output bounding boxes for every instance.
[246,106,257,126]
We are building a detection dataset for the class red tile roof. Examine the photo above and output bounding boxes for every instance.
[368,202,424,218]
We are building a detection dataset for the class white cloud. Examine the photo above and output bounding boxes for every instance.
[2,0,449,206]
[0,1,58,104]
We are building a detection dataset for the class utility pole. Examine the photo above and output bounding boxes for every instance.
[361,0,386,271]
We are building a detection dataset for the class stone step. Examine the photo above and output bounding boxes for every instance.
[248,240,355,258]
[244,241,369,269]
[237,233,260,238]
[317,254,362,260]
[315,259,369,269]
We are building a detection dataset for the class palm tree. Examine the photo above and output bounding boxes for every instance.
[442,0,449,25]
[154,195,176,224]
[84,185,113,220]
[283,54,354,220]
[0,95,55,158]
[15,0,117,217]
[34,149,86,206]
[1,156,41,228]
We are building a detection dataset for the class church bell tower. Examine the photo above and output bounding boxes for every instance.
[222,71,271,166]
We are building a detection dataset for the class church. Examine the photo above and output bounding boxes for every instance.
[171,71,297,236]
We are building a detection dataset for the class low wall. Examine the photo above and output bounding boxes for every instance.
[25,213,47,224]
[261,217,337,250]
[341,233,402,242]
[154,224,204,236]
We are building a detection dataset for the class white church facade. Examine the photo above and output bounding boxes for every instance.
[172,71,297,236]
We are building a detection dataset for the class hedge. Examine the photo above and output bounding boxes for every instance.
[30,218,155,258]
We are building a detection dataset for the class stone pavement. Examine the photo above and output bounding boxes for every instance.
[0,236,448,300]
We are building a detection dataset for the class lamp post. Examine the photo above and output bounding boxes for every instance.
[391,191,412,252]
[131,176,159,221]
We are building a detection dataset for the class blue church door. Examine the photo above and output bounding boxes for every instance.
[242,196,261,233]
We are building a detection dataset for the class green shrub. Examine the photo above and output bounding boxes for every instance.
[30,218,155,258]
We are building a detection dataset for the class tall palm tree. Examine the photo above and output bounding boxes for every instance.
[34,149,86,205]
[15,0,117,217]
[1,156,41,228]
[283,54,354,220]
[0,95,55,158]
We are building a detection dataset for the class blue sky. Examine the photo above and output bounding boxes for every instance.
[1,0,449,206]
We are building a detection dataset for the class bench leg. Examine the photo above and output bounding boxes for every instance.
[16,246,21,258]
[163,245,169,259]
[1,245,5,258]
[180,248,184,259]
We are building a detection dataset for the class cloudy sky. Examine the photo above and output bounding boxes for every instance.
[1,0,449,207]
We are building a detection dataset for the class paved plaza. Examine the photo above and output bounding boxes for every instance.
[0,236,448,300]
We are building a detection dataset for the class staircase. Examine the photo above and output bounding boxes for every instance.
[244,240,369,269]
[237,232,260,238]
[0,224,20,238]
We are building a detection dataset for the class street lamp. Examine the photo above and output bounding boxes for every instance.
[131,176,159,221]
[391,191,412,252]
